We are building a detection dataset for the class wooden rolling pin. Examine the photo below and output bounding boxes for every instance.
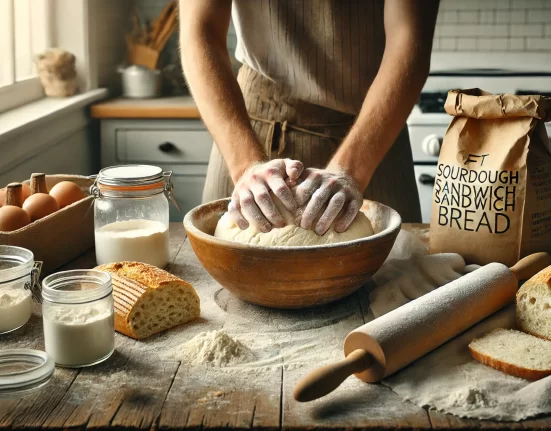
[294,252,551,402]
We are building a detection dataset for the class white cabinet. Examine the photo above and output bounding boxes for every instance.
[100,119,212,221]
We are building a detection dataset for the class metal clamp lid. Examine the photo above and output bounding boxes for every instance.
[25,262,43,304]
[163,171,181,212]
[89,165,181,211]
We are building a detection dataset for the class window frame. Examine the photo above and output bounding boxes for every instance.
[0,0,54,114]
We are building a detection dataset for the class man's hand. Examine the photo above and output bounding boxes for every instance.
[229,159,304,232]
[294,168,363,236]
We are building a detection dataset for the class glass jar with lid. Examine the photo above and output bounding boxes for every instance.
[91,165,180,268]
[41,270,114,368]
[0,246,41,335]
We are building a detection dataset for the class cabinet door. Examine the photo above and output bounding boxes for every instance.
[170,174,208,221]
[116,128,213,165]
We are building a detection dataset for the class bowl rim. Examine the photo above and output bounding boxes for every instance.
[183,198,402,252]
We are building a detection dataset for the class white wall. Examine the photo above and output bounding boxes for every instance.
[434,0,551,52]
[89,0,135,92]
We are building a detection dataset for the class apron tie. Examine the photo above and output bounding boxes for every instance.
[249,115,353,156]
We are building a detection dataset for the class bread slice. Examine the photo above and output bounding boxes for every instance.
[95,261,200,340]
[469,328,551,380]
[516,265,551,341]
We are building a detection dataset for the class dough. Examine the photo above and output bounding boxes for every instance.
[214,194,374,247]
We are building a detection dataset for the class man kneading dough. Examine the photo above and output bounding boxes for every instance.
[215,192,374,247]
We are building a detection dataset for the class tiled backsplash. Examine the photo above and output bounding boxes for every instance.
[435,0,551,52]
[135,0,551,58]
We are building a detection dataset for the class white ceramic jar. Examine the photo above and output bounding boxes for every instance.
[0,246,40,334]
[41,270,115,368]
[92,165,180,268]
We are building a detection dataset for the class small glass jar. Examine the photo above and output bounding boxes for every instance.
[91,165,179,268]
[0,246,40,334]
[41,270,115,368]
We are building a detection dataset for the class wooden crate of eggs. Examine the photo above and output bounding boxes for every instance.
[0,174,94,273]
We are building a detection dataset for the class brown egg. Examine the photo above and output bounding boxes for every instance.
[22,193,59,222]
[0,206,31,232]
[21,183,32,202]
[0,189,5,208]
[49,181,86,209]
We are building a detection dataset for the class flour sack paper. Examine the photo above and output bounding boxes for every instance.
[429,89,551,266]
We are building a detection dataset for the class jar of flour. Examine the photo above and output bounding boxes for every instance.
[0,246,40,334]
[41,269,115,367]
[91,165,180,268]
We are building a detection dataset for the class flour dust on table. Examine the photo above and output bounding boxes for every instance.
[165,330,255,367]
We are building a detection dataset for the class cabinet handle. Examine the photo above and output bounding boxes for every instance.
[159,142,177,153]
[418,173,435,185]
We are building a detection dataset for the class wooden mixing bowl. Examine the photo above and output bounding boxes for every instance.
[183,199,401,309]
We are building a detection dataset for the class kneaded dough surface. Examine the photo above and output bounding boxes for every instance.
[214,196,374,247]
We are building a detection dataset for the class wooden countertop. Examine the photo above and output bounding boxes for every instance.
[90,96,201,119]
[3,223,549,430]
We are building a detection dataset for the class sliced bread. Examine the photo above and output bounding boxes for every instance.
[95,261,200,340]
[516,265,551,341]
[469,328,551,380]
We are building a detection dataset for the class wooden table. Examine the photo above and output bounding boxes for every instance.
[2,223,550,431]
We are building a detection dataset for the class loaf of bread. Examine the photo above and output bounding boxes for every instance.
[469,328,551,380]
[95,261,200,340]
[516,265,551,340]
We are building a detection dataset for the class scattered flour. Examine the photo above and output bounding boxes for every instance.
[449,386,498,410]
[167,330,255,367]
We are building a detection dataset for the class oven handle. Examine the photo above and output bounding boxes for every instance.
[418,173,435,185]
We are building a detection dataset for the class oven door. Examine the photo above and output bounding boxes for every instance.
[414,165,436,224]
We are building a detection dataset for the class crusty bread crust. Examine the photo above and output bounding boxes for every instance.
[95,261,200,339]
[516,265,551,340]
[517,265,551,293]
[97,261,191,290]
[468,345,551,380]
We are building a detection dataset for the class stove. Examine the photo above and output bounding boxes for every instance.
[417,92,448,114]
[407,71,551,223]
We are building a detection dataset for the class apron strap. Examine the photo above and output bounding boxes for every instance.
[249,115,353,156]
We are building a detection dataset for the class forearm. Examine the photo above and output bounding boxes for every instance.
[328,0,438,192]
[328,47,430,191]
[180,19,266,183]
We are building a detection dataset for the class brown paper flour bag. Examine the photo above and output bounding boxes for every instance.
[429,89,551,266]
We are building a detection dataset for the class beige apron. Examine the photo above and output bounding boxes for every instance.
[202,65,421,223]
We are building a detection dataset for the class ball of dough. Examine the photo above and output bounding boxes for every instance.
[214,194,374,247]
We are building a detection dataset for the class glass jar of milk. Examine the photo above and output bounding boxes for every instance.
[42,270,114,367]
[91,165,180,268]
[0,246,40,334]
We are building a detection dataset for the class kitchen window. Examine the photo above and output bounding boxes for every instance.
[0,0,53,114]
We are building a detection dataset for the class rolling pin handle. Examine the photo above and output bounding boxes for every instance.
[293,349,373,402]
[509,252,551,282]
